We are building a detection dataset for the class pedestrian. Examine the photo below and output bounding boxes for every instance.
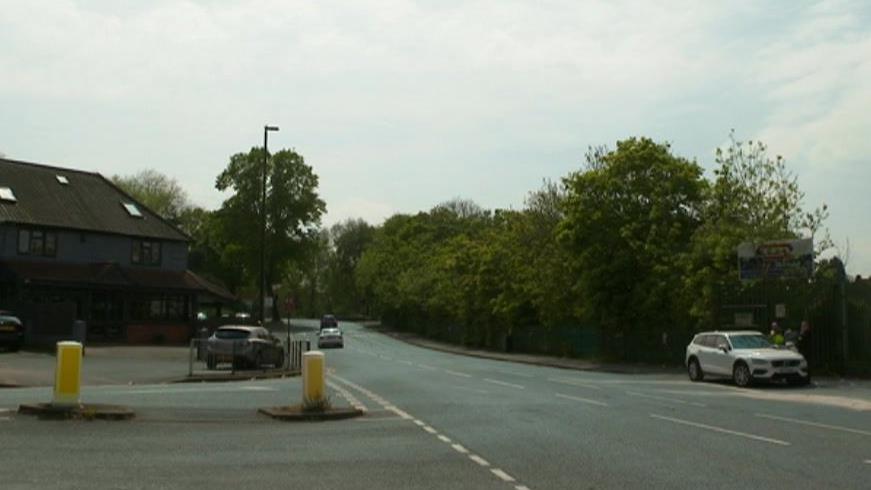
[784,325,799,346]
[769,321,784,346]
[797,320,813,359]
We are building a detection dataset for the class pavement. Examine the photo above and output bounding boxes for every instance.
[0,320,869,489]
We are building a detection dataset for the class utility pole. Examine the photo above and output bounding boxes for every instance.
[261,125,279,325]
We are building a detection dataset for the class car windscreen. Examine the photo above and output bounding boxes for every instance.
[215,329,251,340]
[729,334,771,349]
[320,329,340,336]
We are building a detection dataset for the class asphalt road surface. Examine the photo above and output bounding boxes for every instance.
[1,321,869,489]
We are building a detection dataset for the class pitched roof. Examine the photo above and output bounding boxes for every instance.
[0,157,188,242]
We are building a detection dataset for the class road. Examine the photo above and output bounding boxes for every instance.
[1,321,869,489]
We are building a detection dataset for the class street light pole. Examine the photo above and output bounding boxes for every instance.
[261,125,279,325]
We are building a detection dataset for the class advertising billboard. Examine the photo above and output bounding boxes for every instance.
[737,238,813,281]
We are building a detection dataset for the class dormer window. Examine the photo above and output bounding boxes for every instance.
[0,187,16,202]
[122,202,143,218]
[56,175,69,185]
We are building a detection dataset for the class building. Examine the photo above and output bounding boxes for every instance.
[0,157,235,345]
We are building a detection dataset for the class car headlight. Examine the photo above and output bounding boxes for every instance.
[751,358,769,365]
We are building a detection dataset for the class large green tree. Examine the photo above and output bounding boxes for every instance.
[215,147,326,319]
[559,138,707,358]
[112,169,191,225]
[681,133,830,325]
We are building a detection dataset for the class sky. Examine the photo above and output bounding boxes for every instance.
[1,1,870,273]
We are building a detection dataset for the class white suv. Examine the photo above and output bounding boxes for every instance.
[685,331,810,387]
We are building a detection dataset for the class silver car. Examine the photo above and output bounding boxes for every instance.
[317,327,344,349]
[206,326,285,370]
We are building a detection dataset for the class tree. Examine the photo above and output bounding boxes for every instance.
[680,132,831,325]
[214,147,326,319]
[559,138,707,359]
[112,169,191,224]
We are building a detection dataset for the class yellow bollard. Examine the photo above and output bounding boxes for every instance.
[302,351,325,405]
[53,341,83,406]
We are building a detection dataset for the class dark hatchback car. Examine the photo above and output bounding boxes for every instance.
[320,314,338,330]
[0,311,24,352]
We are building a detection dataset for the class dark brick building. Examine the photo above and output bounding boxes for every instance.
[0,157,234,345]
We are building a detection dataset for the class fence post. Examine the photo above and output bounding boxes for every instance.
[188,339,195,377]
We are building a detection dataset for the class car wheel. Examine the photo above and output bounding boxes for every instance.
[254,352,264,370]
[687,358,704,382]
[733,362,753,387]
[275,350,285,368]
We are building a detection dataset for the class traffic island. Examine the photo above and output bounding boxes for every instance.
[18,403,135,421]
[176,369,300,383]
[258,404,363,422]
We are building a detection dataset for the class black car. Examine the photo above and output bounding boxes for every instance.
[0,311,24,352]
[320,314,338,330]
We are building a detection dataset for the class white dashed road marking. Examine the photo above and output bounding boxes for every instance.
[555,393,609,407]
[651,414,791,446]
[483,378,525,390]
[755,413,871,437]
[417,364,438,370]
[443,369,472,378]
[491,469,516,482]
[627,391,707,407]
[548,378,603,390]
[469,455,490,467]
[329,373,528,489]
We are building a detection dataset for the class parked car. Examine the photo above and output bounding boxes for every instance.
[0,311,24,352]
[686,330,810,387]
[320,314,338,330]
[205,326,285,370]
[317,327,344,349]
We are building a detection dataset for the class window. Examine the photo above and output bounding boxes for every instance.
[17,228,58,257]
[122,202,143,218]
[0,187,16,202]
[56,175,69,185]
[132,240,161,266]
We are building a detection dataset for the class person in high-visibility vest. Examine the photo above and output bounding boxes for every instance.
[769,321,785,346]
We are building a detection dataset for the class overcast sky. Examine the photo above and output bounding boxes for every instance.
[1,1,869,273]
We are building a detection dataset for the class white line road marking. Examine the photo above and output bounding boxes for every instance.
[627,391,707,407]
[651,414,791,446]
[483,378,525,390]
[555,393,609,407]
[0,417,10,422]
[329,372,530,488]
[864,460,870,464]
[498,371,534,378]
[444,369,472,378]
[397,360,414,366]
[0,408,14,413]
[755,413,871,437]
[491,469,516,482]
[417,364,438,370]
[386,407,413,420]
[548,378,603,390]
[116,386,276,395]
[379,355,394,361]
[469,455,490,467]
